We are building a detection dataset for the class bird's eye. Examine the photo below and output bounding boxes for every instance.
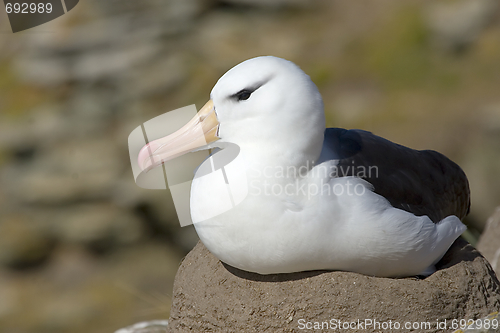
[236,90,252,101]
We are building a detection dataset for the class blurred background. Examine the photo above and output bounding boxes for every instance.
[0,0,499,332]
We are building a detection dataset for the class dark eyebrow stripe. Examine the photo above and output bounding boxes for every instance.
[228,75,274,100]
[229,84,261,99]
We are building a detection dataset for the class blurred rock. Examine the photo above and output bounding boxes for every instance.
[0,240,180,333]
[93,0,204,24]
[14,0,206,88]
[480,103,500,137]
[40,292,103,332]
[14,55,71,87]
[54,16,142,53]
[425,0,499,52]
[462,105,500,228]
[167,239,500,332]
[193,11,301,70]
[6,139,123,204]
[172,226,199,253]
[0,214,54,268]
[7,165,112,204]
[478,207,500,274]
[0,276,18,320]
[73,42,160,82]
[220,0,314,9]
[110,179,199,252]
[0,118,38,155]
[65,91,116,138]
[0,106,66,153]
[331,86,381,125]
[55,204,144,252]
[123,52,187,99]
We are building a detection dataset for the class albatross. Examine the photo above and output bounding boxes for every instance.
[137,56,469,277]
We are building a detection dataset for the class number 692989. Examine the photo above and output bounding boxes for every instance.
[5,2,53,14]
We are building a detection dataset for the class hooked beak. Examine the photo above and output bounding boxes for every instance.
[138,100,219,172]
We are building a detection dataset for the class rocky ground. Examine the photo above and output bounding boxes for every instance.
[0,0,499,332]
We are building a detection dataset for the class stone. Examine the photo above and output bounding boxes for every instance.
[14,55,71,87]
[461,117,500,228]
[123,52,187,99]
[54,204,145,252]
[0,275,18,320]
[220,0,314,9]
[0,106,66,153]
[0,214,54,268]
[425,0,499,52]
[478,207,500,274]
[5,139,123,205]
[72,42,160,82]
[167,239,500,333]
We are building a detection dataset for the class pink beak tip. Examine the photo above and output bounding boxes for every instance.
[138,143,153,172]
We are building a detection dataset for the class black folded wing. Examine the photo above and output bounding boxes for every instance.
[318,128,470,223]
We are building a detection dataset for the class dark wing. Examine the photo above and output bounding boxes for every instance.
[318,128,470,223]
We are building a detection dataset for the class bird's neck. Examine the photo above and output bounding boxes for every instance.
[239,140,322,182]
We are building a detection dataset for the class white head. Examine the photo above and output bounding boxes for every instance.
[211,56,325,166]
[138,56,326,171]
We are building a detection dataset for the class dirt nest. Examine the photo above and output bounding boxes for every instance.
[167,238,500,333]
